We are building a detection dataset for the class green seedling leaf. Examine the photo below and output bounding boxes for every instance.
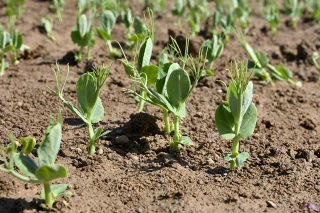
[121,60,136,77]
[275,65,292,80]
[38,123,62,166]
[89,97,104,123]
[256,52,269,67]
[215,103,235,140]
[166,68,190,109]
[241,81,253,117]
[20,136,36,155]
[3,45,14,53]
[13,154,38,177]
[78,14,88,38]
[235,152,250,167]
[239,102,257,139]
[41,184,71,200]
[76,72,97,115]
[93,127,104,142]
[140,65,159,86]
[35,164,67,182]
[157,62,179,94]
[138,37,153,71]
[176,102,186,118]
[180,136,193,146]
[133,17,147,35]
[99,10,116,35]
[96,28,110,41]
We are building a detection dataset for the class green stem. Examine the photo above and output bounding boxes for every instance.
[170,115,180,152]
[43,182,53,207]
[87,122,96,155]
[0,56,5,76]
[138,88,146,112]
[106,40,114,54]
[209,61,214,71]
[163,108,170,136]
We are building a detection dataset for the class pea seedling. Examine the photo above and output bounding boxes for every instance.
[238,32,301,86]
[0,121,71,209]
[10,29,23,65]
[172,0,186,29]
[284,0,304,29]
[0,25,14,76]
[96,9,122,58]
[49,0,65,21]
[41,17,56,42]
[46,63,111,155]
[125,37,205,152]
[201,34,224,76]
[71,14,95,62]
[215,61,257,169]
[263,0,280,35]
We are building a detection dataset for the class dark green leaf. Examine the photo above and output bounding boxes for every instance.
[14,154,38,177]
[239,103,257,139]
[35,164,67,182]
[166,68,190,109]
[99,10,116,35]
[96,28,110,41]
[138,37,153,71]
[140,65,159,86]
[256,52,269,68]
[215,103,235,140]
[76,72,97,116]
[38,123,62,166]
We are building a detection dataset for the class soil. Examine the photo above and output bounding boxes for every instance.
[0,0,320,213]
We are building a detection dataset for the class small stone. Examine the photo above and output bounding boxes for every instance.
[301,118,316,130]
[266,201,277,209]
[206,157,214,165]
[126,153,139,162]
[197,180,204,185]
[287,149,296,159]
[115,135,129,145]
[136,208,143,213]
[97,148,103,155]
[316,181,320,185]
[75,148,82,154]
[17,101,23,106]
[279,200,284,204]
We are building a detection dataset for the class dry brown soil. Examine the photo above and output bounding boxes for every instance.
[0,0,320,213]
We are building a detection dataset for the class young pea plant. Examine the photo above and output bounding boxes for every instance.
[41,17,56,42]
[312,52,320,81]
[172,0,186,29]
[263,0,280,35]
[238,32,301,86]
[284,0,304,29]
[0,120,72,209]
[49,0,65,22]
[46,63,111,155]
[96,9,122,58]
[232,0,251,33]
[215,61,257,169]
[201,34,224,76]
[71,14,95,62]
[5,0,24,31]
[10,29,24,65]
[125,37,205,152]
[0,26,14,76]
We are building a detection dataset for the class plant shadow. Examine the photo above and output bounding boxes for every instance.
[0,197,41,213]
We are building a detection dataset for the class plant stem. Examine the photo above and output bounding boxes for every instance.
[106,40,114,55]
[138,88,146,112]
[230,135,240,169]
[0,56,5,76]
[87,122,96,155]
[170,115,180,152]
[43,182,54,208]
[163,109,170,136]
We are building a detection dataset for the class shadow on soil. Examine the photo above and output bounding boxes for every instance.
[0,197,40,213]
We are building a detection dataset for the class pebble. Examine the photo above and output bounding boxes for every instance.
[295,149,311,162]
[115,135,129,145]
[316,181,320,185]
[75,148,82,154]
[97,148,103,155]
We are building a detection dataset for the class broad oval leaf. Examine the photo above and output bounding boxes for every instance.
[38,123,62,166]
[215,103,235,140]
[235,152,250,167]
[140,65,159,86]
[138,37,153,71]
[20,136,36,155]
[241,81,253,117]
[134,17,147,35]
[76,72,97,115]
[157,62,180,95]
[35,164,67,182]
[239,102,257,139]
[78,14,88,38]
[256,51,269,68]
[89,97,104,123]
[96,27,110,41]
[166,68,190,110]
[99,10,116,35]
[180,136,193,146]
[14,154,38,177]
